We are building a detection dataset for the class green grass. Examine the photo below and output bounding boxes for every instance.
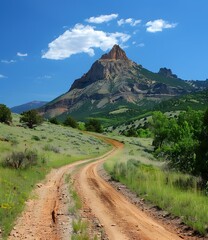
[0,114,111,239]
[104,136,208,235]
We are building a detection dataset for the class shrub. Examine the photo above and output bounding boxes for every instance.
[64,116,78,128]
[49,117,59,125]
[0,104,12,124]
[31,135,41,141]
[85,119,103,133]
[20,110,43,128]
[2,150,39,169]
[43,144,60,153]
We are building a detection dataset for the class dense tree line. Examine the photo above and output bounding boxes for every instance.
[150,108,208,185]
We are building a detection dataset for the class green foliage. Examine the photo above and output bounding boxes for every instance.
[49,117,59,125]
[195,109,208,183]
[0,104,12,124]
[2,150,39,169]
[124,128,138,137]
[64,116,78,128]
[20,110,43,128]
[72,219,88,234]
[150,109,208,182]
[137,128,152,138]
[150,111,169,149]
[85,119,103,133]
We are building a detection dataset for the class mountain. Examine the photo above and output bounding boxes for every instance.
[39,45,207,123]
[11,101,48,114]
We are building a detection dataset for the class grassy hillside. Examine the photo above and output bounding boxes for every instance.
[0,114,111,238]
[140,68,193,89]
[104,90,208,132]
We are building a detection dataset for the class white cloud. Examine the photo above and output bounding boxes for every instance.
[42,24,130,60]
[146,19,177,33]
[137,43,145,47]
[0,74,7,79]
[132,42,145,47]
[118,18,141,27]
[1,59,16,64]
[86,14,118,24]
[37,75,52,79]
[17,52,28,57]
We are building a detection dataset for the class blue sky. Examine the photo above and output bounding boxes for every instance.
[1,0,208,107]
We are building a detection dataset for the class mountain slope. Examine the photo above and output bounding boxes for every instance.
[11,101,48,114]
[40,45,207,121]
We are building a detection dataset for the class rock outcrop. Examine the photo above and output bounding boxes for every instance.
[158,67,178,79]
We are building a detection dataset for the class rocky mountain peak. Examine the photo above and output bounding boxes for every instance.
[158,67,178,79]
[100,44,129,61]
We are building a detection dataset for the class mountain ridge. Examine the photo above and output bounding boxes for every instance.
[39,45,208,121]
[11,101,48,114]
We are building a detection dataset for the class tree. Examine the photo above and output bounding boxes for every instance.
[49,117,59,125]
[85,119,103,133]
[64,116,78,128]
[20,110,43,128]
[195,109,208,183]
[0,104,12,124]
[150,111,169,149]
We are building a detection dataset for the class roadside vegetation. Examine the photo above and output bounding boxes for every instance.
[0,113,111,239]
[105,108,208,235]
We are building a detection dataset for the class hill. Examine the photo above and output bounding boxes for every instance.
[11,101,48,114]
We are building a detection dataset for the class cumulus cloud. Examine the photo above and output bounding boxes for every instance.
[146,19,177,33]
[86,14,118,24]
[118,18,141,27]
[42,24,130,60]
[17,52,28,57]
[0,74,7,79]
[1,59,16,64]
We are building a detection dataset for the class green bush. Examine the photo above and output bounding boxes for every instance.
[0,104,12,124]
[31,135,41,141]
[49,117,59,125]
[2,150,39,169]
[64,116,78,128]
[43,144,60,153]
[20,110,43,129]
[85,119,103,133]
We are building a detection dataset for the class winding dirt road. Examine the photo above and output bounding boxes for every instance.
[76,138,182,240]
[9,137,190,239]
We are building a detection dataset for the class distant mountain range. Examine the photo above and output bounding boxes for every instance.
[39,45,208,124]
[11,101,48,114]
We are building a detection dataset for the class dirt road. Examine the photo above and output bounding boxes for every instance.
[9,137,191,240]
[76,138,182,240]
[8,148,115,240]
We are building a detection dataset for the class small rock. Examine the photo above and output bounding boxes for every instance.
[111,224,116,226]
[162,211,170,218]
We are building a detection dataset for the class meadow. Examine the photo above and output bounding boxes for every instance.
[104,135,208,235]
[0,114,111,238]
